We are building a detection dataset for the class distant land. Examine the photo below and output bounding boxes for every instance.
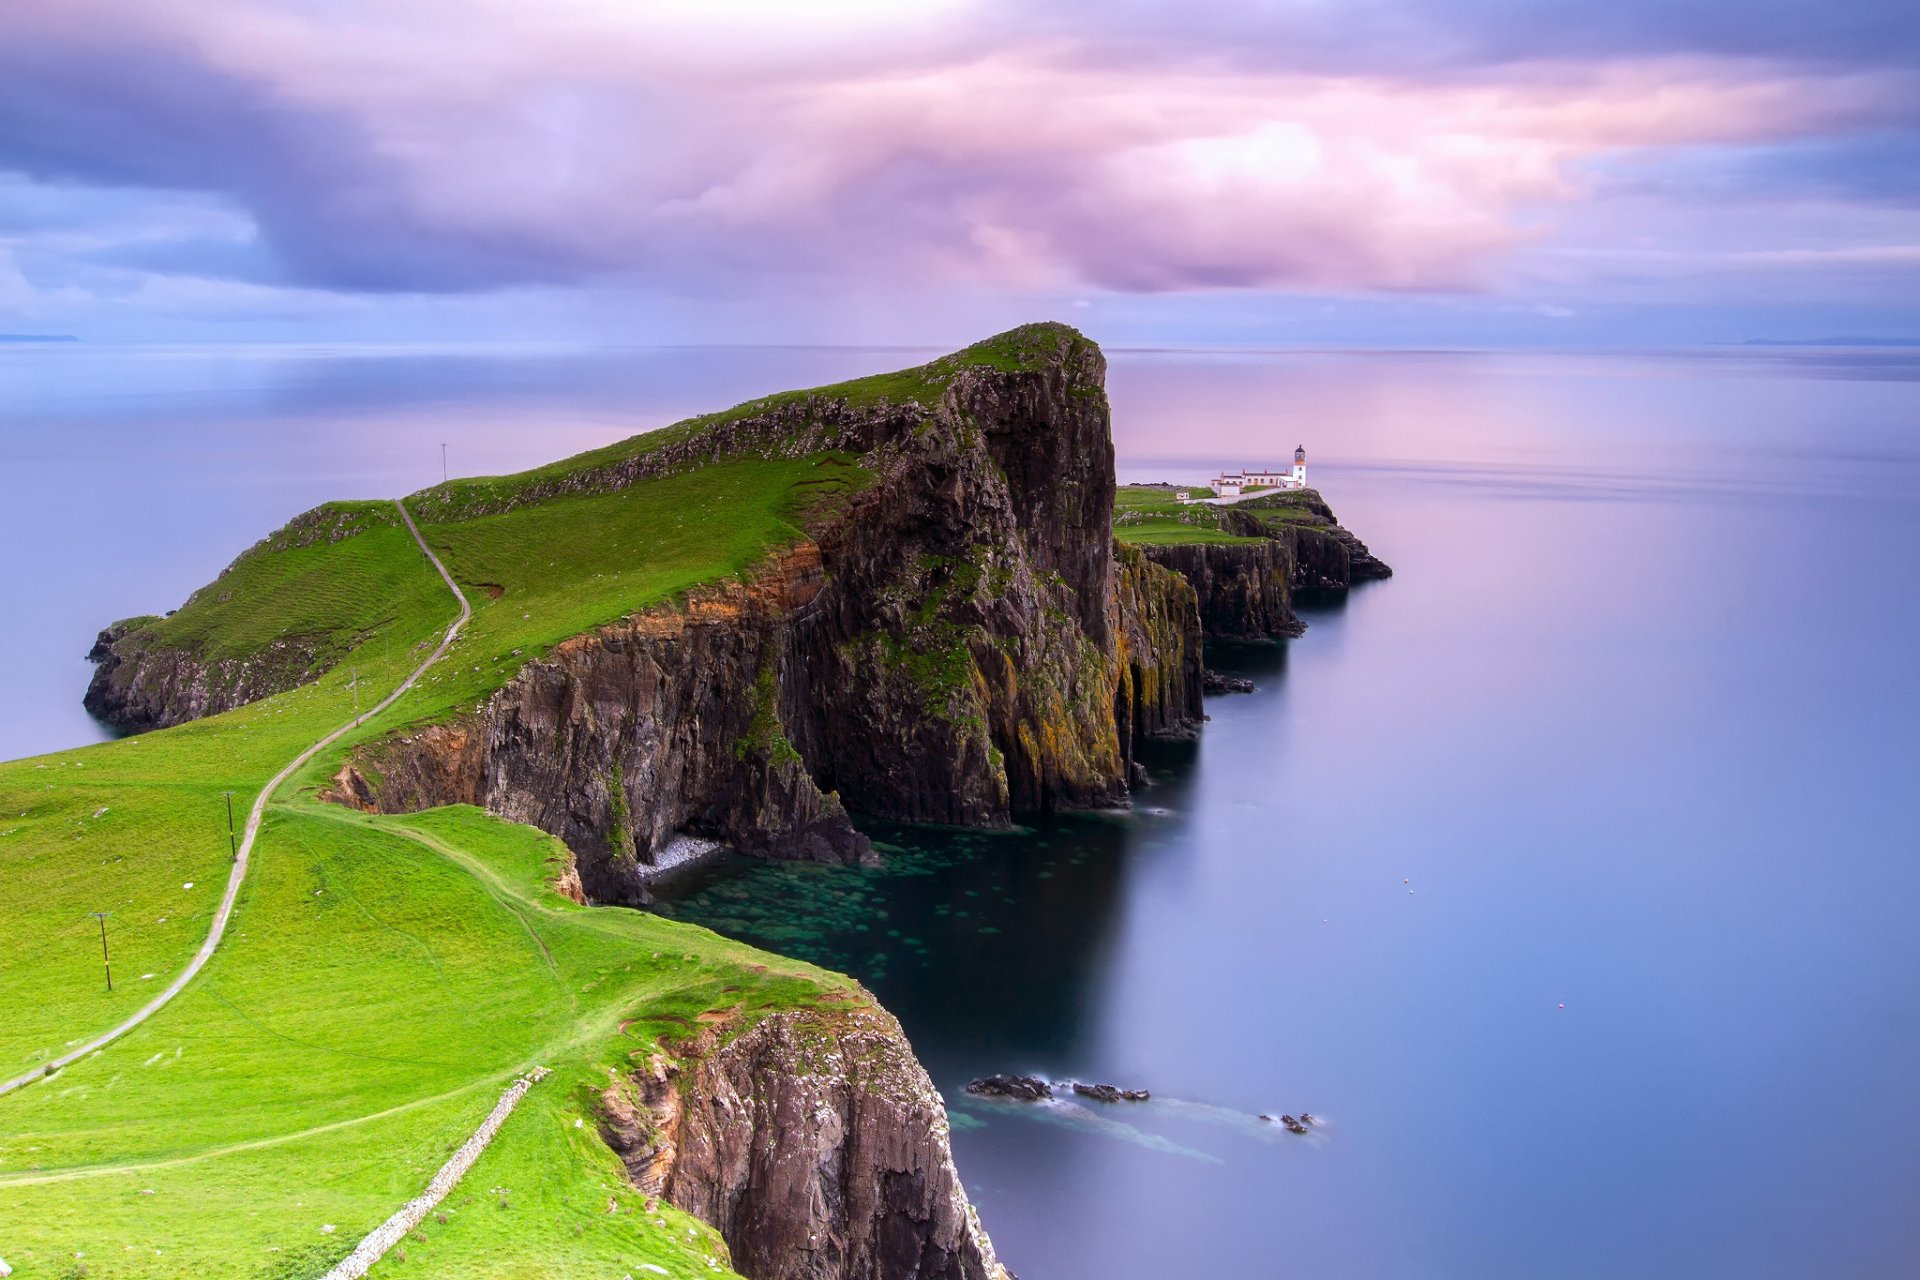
[1743,337,1920,348]
[0,333,79,343]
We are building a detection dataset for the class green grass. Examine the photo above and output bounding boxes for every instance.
[402,321,1092,522]
[394,454,867,729]
[111,503,438,684]
[1112,485,1262,546]
[0,798,839,1278]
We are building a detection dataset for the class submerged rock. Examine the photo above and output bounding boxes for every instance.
[1070,1081,1150,1103]
[964,1074,1054,1101]
[1202,670,1255,695]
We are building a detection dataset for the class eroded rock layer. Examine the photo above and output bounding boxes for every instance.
[600,1000,1008,1280]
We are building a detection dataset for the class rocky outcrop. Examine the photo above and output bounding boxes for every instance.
[600,1000,1008,1280]
[85,503,406,732]
[83,616,315,732]
[963,1074,1053,1101]
[1138,491,1392,643]
[332,325,1207,901]
[88,325,1388,901]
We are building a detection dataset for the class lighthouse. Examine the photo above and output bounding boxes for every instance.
[1292,445,1307,488]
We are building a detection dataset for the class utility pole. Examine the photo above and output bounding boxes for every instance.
[441,442,448,484]
[90,912,112,991]
[223,790,237,861]
[351,666,360,723]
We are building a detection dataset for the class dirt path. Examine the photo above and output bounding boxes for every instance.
[0,500,470,1098]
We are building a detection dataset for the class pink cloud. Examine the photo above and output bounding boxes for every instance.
[2,1,1909,296]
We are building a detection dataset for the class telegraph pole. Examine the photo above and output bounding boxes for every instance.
[441,442,448,483]
[223,790,237,861]
[90,912,112,991]
[351,666,361,723]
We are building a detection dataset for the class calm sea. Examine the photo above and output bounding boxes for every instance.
[5,341,1918,1277]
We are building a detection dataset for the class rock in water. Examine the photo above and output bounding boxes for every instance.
[965,1074,1054,1101]
[1202,670,1255,695]
[1071,1081,1150,1102]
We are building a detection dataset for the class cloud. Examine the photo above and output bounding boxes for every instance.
[0,0,1913,309]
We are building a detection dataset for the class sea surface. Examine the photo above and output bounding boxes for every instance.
[5,341,1919,1277]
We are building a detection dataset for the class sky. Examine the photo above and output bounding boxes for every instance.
[0,0,1916,347]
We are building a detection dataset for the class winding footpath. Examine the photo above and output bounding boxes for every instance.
[0,500,470,1098]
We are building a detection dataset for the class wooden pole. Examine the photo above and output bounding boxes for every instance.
[91,912,112,991]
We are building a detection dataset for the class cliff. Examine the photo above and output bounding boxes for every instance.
[600,999,1007,1280]
[83,327,1392,908]
[1121,489,1391,642]
[324,325,1205,901]
[83,615,268,731]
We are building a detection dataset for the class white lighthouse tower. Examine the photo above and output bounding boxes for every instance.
[1291,444,1307,488]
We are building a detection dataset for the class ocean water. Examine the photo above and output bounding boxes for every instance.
[5,342,1920,1277]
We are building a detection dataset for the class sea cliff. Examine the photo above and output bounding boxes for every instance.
[1120,489,1391,642]
[601,998,1007,1280]
[315,326,1205,902]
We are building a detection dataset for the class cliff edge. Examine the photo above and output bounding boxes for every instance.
[602,998,1008,1280]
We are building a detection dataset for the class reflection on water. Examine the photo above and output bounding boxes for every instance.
[7,343,1920,1277]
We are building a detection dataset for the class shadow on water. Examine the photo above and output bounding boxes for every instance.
[1203,636,1291,685]
[656,738,1230,1077]
[1290,574,1387,621]
[654,631,1318,1070]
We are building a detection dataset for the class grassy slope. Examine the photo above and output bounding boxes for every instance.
[0,328,1047,1278]
[0,801,840,1279]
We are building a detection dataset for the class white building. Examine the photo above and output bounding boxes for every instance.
[1210,446,1307,498]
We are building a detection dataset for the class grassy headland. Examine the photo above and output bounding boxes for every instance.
[0,332,1079,1275]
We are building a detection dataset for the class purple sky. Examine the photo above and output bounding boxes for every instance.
[1,0,1915,345]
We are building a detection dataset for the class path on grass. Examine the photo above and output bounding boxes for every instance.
[0,500,470,1098]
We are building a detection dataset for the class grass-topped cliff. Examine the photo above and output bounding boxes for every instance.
[1110,485,1392,642]
[87,323,1107,740]
[1113,484,1344,545]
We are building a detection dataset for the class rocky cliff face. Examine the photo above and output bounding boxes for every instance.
[83,616,303,731]
[1111,542,1206,749]
[1137,541,1302,642]
[328,326,1205,901]
[599,999,1008,1280]
[1138,491,1392,642]
[334,546,873,905]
